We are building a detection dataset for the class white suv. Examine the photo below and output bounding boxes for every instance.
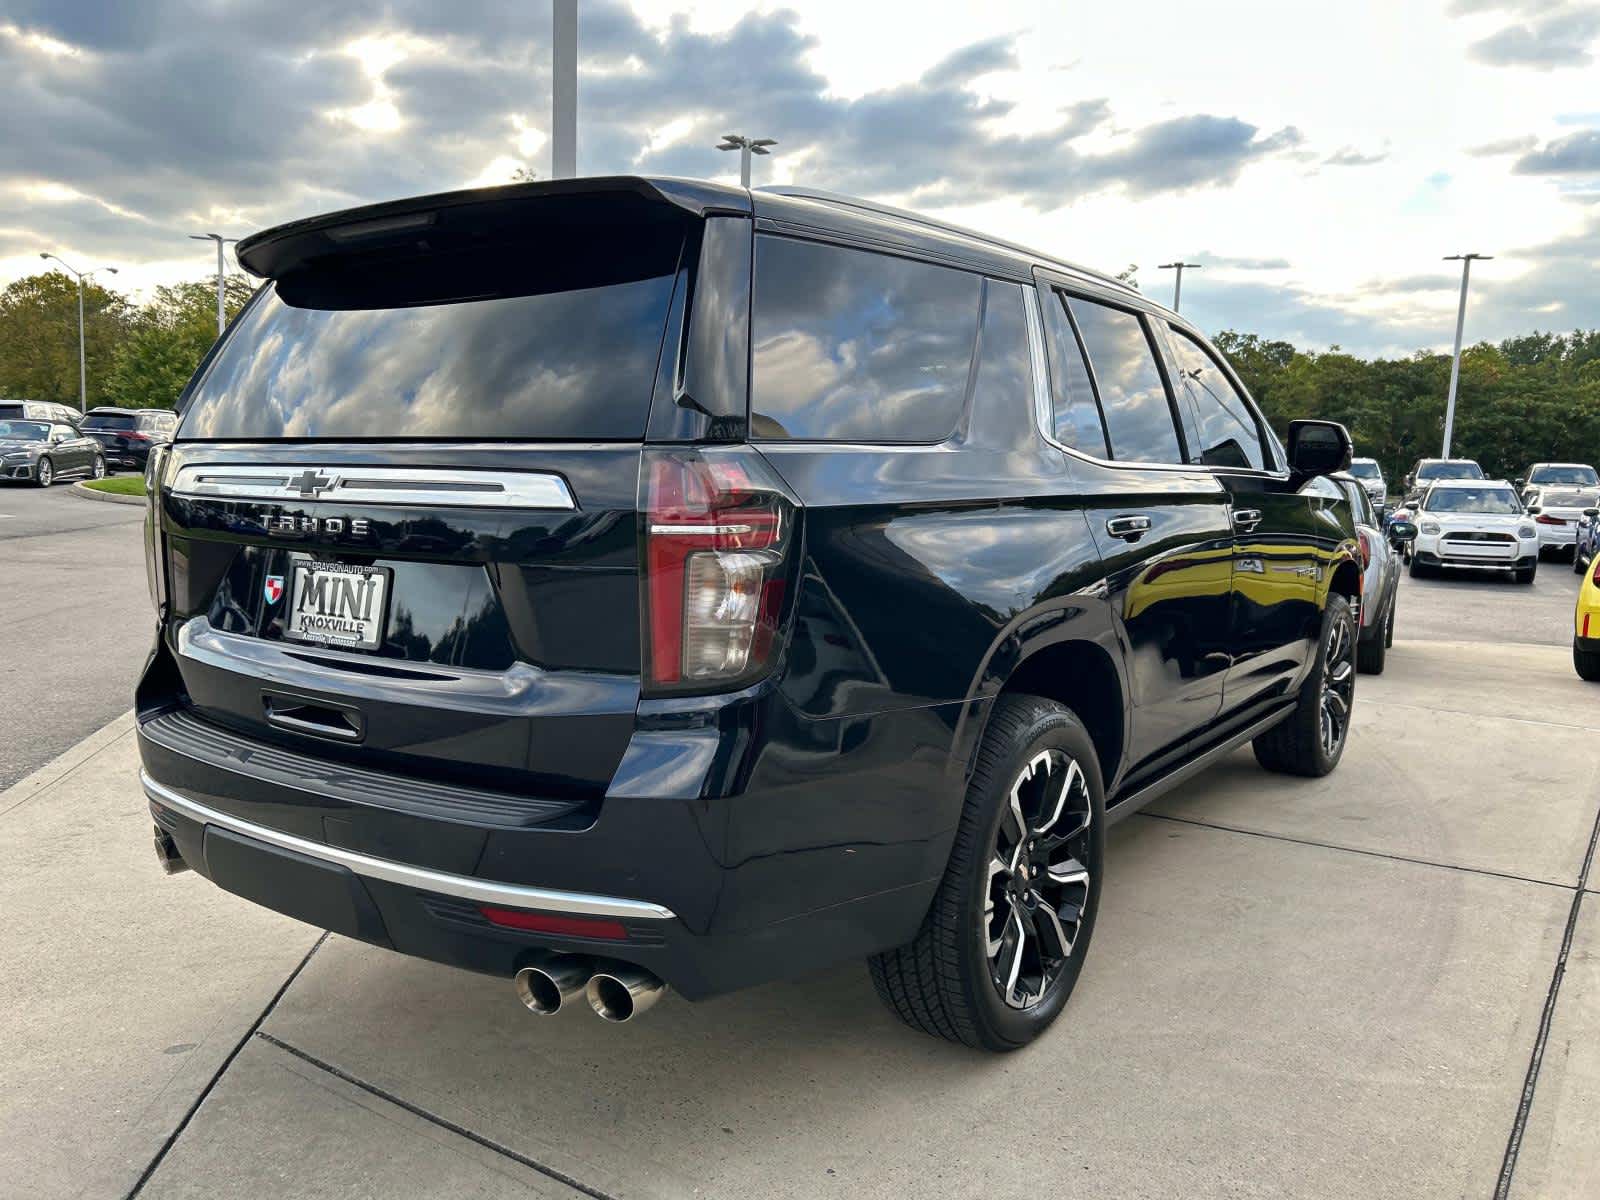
[1409,479,1540,583]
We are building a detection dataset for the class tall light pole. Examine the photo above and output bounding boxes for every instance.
[717,134,777,187]
[39,253,118,413]
[189,234,239,336]
[551,0,577,178]
[1441,253,1491,459]
[1157,261,1201,312]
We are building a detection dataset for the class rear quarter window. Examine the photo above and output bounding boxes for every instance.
[750,237,981,442]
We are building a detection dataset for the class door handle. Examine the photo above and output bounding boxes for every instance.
[1232,508,1263,533]
[1105,515,1152,541]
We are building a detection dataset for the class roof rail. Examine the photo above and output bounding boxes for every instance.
[758,185,1139,296]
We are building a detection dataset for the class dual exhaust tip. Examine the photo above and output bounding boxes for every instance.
[514,955,665,1023]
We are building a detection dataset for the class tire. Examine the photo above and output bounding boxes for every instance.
[1575,552,1589,576]
[34,456,53,487]
[1384,594,1396,648]
[1356,618,1387,675]
[1253,593,1356,778]
[869,694,1105,1051]
[1577,642,1600,683]
[90,454,106,480]
[1515,563,1537,584]
[1408,557,1432,579]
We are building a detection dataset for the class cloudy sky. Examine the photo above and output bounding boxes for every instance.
[2,0,1597,357]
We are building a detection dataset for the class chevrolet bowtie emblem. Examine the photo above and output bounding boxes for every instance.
[289,469,337,497]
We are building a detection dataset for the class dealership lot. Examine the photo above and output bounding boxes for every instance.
[1,495,1596,1199]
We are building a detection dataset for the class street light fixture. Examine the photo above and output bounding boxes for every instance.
[1157,261,1202,312]
[39,252,118,414]
[717,134,777,188]
[1441,253,1491,459]
[190,233,240,336]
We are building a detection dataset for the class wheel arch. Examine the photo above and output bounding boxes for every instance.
[988,637,1127,796]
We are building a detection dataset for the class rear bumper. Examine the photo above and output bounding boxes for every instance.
[136,694,965,1000]
[1537,526,1576,547]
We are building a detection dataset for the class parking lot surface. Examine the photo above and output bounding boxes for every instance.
[1,510,1596,1199]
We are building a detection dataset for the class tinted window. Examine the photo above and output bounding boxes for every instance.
[1417,461,1483,481]
[971,281,1033,427]
[0,420,48,440]
[750,237,980,442]
[1039,289,1108,456]
[1068,298,1183,464]
[180,228,684,440]
[1164,326,1265,470]
[1529,465,1599,486]
[84,414,137,430]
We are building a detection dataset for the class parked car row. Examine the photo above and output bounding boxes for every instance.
[0,401,175,485]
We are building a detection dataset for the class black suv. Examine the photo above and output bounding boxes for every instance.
[80,406,177,470]
[138,178,1360,1050]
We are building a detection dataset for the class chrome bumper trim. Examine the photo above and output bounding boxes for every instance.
[140,772,676,921]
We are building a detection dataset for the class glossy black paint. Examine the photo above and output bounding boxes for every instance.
[139,176,1361,1000]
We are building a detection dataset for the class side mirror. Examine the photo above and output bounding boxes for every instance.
[1388,520,1418,544]
[1527,505,1542,516]
[1585,508,1599,519]
[1285,419,1353,479]
[1514,477,1525,489]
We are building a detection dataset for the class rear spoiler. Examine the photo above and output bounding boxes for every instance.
[235,176,751,280]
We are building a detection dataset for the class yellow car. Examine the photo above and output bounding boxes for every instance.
[1576,556,1600,681]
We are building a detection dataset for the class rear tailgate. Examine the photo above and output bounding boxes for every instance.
[143,180,744,804]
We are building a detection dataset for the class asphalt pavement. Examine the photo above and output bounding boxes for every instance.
[0,479,150,787]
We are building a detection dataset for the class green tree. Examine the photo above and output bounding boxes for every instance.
[0,271,131,409]
[102,275,256,409]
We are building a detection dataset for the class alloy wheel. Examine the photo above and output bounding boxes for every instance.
[1320,612,1355,757]
[983,748,1093,1010]
[37,458,52,487]
[92,456,105,479]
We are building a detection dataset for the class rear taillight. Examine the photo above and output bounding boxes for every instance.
[1535,514,1565,525]
[1357,528,1374,571]
[640,448,796,695]
[143,444,170,614]
[123,430,151,442]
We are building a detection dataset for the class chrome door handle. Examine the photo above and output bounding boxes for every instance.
[1233,508,1263,533]
[1105,515,1152,541]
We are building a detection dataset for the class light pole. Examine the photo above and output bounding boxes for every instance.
[717,134,777,187]
[1157,261,1201,312]
[190,234,240,336]
[1441,253,1491,459]
[551,0,576,178]
[39,253,118,413]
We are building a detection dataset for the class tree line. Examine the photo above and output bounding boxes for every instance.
[2,267,1597,483]
[1216,329,1600,483]
[0,269,253,413]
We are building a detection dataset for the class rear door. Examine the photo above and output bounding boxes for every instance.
[1038,283,1234,776]
[152,188,718,799]
[1157,321,1323,714]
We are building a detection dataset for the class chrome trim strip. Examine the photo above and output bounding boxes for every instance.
[170,464,576,510]
[140,772,676,921]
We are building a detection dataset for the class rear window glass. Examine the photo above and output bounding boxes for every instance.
[1348,461,1381,480]
[179,228,684,440]
[84,414,137,430]
[1541,490,1597,507]
[1530,465,1599,486]
[750,236,980,442]
[1417,461,1483,481]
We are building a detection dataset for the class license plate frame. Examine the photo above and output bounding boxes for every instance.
[282,556,392,652]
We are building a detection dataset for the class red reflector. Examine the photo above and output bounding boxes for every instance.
[478,906,628,941]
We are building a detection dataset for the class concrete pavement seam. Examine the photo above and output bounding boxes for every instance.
[1138,811,1578,891]
[254,1031,623,1200]
[0,709,137,818]
[1492,778,1600,1199]
[122,931,329,1200]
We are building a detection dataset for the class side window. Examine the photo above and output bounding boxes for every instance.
[1038,288,1109,456]
[1066,297,1184,465]
[970,280,1033,438]
[750,237,981,442]
[1164,326,1266,470]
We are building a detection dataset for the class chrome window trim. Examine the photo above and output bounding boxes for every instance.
[141,773,676,921]
[169,464,576,509]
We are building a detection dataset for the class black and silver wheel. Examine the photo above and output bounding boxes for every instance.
[1253,593,1356,777]
[91,454,106,480]
[870,695,1104,1051]
[34,456,53,488]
